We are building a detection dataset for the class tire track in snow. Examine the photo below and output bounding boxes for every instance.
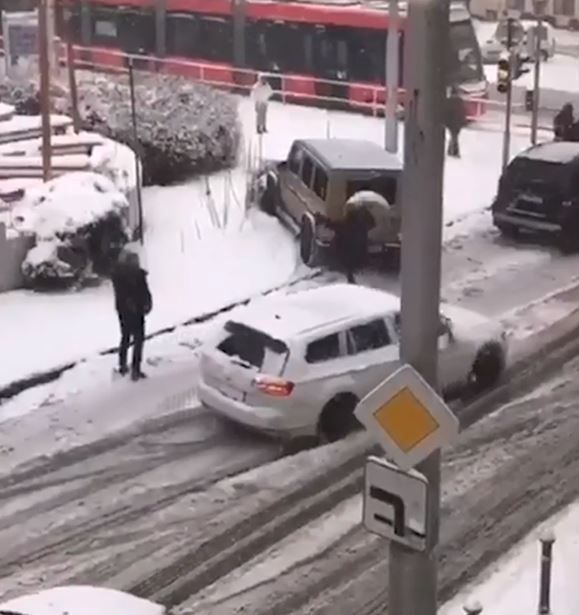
[0,409,279,592]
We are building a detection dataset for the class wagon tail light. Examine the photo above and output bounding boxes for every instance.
[253,375,295,397]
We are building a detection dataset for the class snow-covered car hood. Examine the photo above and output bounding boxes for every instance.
[0,586,166,615]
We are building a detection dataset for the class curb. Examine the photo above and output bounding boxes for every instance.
[460,301,579,428]
[0,269,323,404]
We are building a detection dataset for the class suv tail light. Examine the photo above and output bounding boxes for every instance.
[253,375,295,397]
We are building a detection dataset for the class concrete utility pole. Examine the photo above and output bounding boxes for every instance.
[385,0,399,153]
[502,18,514,171]
[39,0,52,182]
[391,0,449,613]
[530,19,542,145]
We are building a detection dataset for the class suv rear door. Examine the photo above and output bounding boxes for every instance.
[202,321,289,403]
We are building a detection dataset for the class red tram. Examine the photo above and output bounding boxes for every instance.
[52,0,487,116]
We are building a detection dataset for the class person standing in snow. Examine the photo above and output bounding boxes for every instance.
[554,103,574,141]
[111,249,152,381]
[445,86,468,158]
[337,207,375,284]
[251,74,273,135]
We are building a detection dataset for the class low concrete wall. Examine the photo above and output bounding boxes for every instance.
[0,222,34,292]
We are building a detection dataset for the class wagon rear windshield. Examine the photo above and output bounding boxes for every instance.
[217,321,289,374]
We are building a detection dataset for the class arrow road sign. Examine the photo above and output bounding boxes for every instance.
[354,364,459,471]
[363,455,428,551]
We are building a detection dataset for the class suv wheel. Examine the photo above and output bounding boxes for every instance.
[318,394,359,443]
[259,175,278,216]
[300,215,318,267]
[497,223,519,240]
[468,343,504,393]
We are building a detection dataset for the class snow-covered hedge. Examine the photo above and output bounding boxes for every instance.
[0,72,241,186]
[74,71,241,186]
[16,172,129,289]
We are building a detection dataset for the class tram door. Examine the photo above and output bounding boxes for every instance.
[313,25,349,107]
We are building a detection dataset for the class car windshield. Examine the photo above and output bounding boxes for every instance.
[449,21,484,84]
[494,20,525,45]
[217,321,289,375]
[502,158,569,196]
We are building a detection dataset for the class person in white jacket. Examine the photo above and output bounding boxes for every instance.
[251,74,273,135]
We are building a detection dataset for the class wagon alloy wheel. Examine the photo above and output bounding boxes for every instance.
[318,394,359,443]
[469,343,504,392]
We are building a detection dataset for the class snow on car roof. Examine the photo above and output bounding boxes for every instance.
[297,139,403,172]
[517,141,579,165]
[0,585,165,615]
[233,283,400,340]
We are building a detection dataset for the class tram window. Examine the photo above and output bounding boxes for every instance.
[347,29,384,83]
[118,9,156,54]
[55,5,81,42]
[167,13,199,57]
[198,16,233,63]
[92,8,118,46]
[313,26,349,79]
[248,20,310,73]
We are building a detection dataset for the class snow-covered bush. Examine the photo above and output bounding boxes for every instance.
[15,172,130,290]
[0,72,241,186]
[21,240,76,287]
[73,71,241,186]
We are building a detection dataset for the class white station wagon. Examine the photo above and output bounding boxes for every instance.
[198,284,508,443]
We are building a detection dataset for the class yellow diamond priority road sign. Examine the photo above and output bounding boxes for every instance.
[355,365,459,471]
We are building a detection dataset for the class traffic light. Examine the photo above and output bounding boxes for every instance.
[497,55,510,94]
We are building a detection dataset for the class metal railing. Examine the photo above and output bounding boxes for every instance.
[53,42,489,119]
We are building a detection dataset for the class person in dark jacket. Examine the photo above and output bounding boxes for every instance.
[445,86,468,158]
[554,103,574,141]
[337,207,375,284]
[111,250,152,381]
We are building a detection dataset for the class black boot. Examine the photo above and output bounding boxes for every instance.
[118,365,129,376]
[131,367,147,381]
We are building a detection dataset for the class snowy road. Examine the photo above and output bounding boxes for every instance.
[1,323,579,611]
[181,354,579,615]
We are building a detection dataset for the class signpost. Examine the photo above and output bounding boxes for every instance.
[358,0,451,609]
[355,365,459,472]
[364,456,428,551]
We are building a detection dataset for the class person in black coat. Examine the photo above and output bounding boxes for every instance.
[337,206,375,284]
[554,103,574,141]
[445,86,468,158]
[111,250,152,381]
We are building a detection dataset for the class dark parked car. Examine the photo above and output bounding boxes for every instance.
[492,142,579,253]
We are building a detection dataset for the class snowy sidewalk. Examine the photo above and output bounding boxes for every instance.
[0,361,199,477]
[442,501,579,615]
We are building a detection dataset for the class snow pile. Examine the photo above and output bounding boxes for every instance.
[70,71,241,186]
[14,172,127,239]
[15,172,129,288]
[22,240,73,282]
